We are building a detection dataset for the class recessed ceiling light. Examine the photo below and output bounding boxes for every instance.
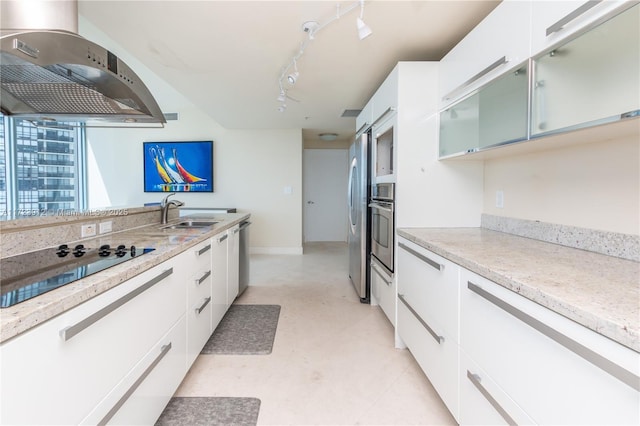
[319,133,339,141]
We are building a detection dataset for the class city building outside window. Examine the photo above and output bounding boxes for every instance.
[0,115,87,219]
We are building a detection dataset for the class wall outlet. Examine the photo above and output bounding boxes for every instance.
[496,190,504,209]
[81,223,97,238]
[99,221,113,234]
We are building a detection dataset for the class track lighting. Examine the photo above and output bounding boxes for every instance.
[276,1,372,112]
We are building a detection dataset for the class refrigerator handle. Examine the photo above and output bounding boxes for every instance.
[348,157,357,234]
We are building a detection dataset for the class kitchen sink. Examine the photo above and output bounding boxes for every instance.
[161,220,218,230]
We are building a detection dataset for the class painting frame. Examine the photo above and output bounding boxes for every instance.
[143,140,214,192]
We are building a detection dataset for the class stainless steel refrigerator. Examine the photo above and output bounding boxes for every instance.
[347,130,371,303]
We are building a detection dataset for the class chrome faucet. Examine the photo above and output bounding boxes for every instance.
[160,192,184,224]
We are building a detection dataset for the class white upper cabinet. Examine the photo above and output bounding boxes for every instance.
[439,0,531,107]
[530,0,631,57]
[371,66,399,125]
[531,3,640,136]
[356,99,373,133]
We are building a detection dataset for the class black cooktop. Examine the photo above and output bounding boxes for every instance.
[0,244,155,308]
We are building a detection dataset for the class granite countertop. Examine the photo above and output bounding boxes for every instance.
[0,212,249,344]
[397,227,640,353]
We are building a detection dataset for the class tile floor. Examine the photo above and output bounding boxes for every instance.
[175,242,456,425]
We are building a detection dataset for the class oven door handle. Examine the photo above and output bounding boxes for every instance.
[368,202,393,213]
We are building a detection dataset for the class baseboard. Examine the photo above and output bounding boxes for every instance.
[249,247,304,255]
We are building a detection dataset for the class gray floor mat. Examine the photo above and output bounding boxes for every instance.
[155,397,260,426]
[201,304,281,355]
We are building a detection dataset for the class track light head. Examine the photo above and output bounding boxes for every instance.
[287,59,300,85]
[357,0,372,40]
[357,17,372,40]
[277,90,287,103]
[287,71,299,85]
[277,104,287,113]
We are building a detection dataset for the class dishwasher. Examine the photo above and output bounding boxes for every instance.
[238,220,251,296]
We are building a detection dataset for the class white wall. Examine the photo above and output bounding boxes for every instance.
[483,135,640,235]
[80,18,303,253]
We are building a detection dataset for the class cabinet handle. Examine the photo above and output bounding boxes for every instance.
[398,242,443,271]
[546,0,601,36]
[371,106,396,128]
[467,281,640,391]
[356,122,370,135]
[398,294,444,344]
[371,261,392,286]
[59,268,173,341]
[443,56,508,101]
[195,270,211,285]
[98,342,173,426]
[195,297,212,315]
[466,370,517,426]
[197,244,211,256]
[239,221,252,231]
[368,202,393,213]
[233,228,240,234]
[218,234,228,243]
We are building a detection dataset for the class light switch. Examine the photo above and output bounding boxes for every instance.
[496,190,504,208]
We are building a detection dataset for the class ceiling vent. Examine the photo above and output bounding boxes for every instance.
[341,109,361,118]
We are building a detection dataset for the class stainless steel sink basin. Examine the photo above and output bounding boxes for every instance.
[161,220,218,230]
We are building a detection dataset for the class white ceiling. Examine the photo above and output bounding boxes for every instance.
[79,1,499,144]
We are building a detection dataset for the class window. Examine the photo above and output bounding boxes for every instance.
[0,115,87,219]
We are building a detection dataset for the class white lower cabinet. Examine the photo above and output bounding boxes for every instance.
[396,237,460,419]
[0,223,245,425]
[460,269,640,425]
[184,239,214,367]
[397,299,459,419]
[370,258,395,326]
[460,350,534,425]
[395,235,640,425]
[0,261,182,425]
[98,315,188,425]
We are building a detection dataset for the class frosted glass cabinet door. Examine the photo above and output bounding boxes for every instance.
[531,4,640,136]
[439,62,528,158]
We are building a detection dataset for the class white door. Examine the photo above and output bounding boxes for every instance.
[303,149,348,242]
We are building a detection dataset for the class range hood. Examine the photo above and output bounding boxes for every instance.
[0,0,166,127]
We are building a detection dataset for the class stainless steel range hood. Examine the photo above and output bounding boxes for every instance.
[0,0,166,127]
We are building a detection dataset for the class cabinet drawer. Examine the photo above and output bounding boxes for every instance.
[530,0,629,57]
[87,315,188,425]
[397,299,459,420]
[211,232,228,330]
[460,350,534,426]
[397,238,459,340]
[187,279,213,367]
[370,259,395,326]
[460,269,640,424]
[0,262,184,425]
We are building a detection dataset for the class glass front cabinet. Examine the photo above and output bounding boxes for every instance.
[531,3,639,136]
[439,3,639,159]
[440,62,529,158]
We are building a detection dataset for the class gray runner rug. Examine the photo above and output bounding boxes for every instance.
[155,397,260,426]
[201,304,281,355]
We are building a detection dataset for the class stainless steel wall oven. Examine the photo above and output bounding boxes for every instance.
[369,183,394,274]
